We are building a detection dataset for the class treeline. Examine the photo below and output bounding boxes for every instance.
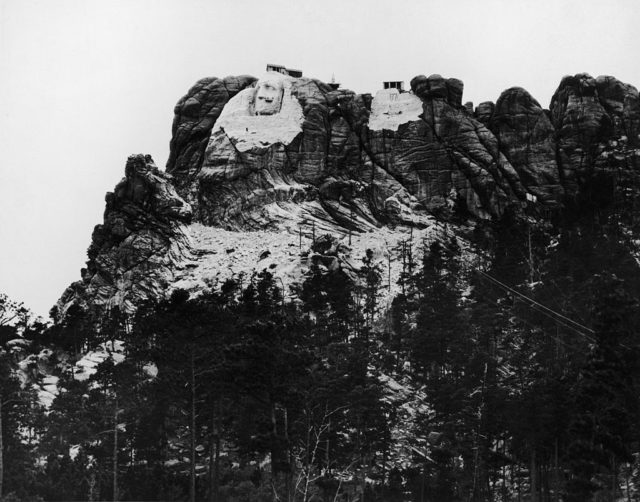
[0,244,397,502]
[2,178,640,501]
[389,217,640,502]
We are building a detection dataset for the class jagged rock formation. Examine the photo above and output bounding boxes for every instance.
[488,87,563,206]
[549,73,640,193]
[57,72,640,314]
[167,75,258,184]
[168,73,538,228]
[59,154,193,312]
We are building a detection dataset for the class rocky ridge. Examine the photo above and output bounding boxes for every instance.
[58,72,640,314]
[59,155,193,312]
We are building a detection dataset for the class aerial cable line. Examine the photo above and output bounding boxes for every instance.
[510,294,596,342]
[476,270,596,342]
[479,278,633,351]
[517,301,594,341]
[419,230,593,337]
[477,292,583,355]
[476,270,634,350]
[476,270,590,332]
[422,225,634,349]
[475,269,595,335]
[474,271,597,343]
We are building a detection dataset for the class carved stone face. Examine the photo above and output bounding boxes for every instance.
[253,78,284,115]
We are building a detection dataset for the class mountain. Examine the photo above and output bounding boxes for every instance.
[9,69,640,502]
[56,71,640,315]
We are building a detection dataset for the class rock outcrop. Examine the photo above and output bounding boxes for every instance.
[169,72,547,231]
[58,71,640,314]
[167,75,258,184]
[59,154,193,312]
[550,73,640,193]
[488,87,563,206]
[367,74,529,221]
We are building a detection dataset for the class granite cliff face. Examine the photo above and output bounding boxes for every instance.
[488,87,562,206]
[550,74,640,193]
[59,155,193,312]
[167,75,258,186]
[168,72,538,228]
[58,72,640,314]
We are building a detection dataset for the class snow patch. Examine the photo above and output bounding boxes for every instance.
[69,445,80,460]
[379,371,433,470]
[74,340,125,382]
[170,217,482,312]
[143,363,158,378]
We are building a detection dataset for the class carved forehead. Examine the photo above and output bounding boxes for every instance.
[256,78,284,91]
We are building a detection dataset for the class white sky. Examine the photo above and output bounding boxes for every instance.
[1,0,639,317]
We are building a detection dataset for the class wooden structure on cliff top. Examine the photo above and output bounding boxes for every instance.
[266,64,302,78]
[383,81,405,91]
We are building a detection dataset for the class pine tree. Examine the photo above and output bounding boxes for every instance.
[0,299,44,500]
[130,289,225,502]
[565,276,639,502]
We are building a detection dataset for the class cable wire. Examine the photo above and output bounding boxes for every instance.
[475,270,595,335]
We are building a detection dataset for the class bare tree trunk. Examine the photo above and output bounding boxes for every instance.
[612,457,618,502]
[208,402,221,502]
[270,401,278,502]
[326,419,330,475]
[112,398,119,501]
[209,412,215,502]
[531,449,538,502]
[554,439,560,502]
[381,442,388,500]
[284,408,292,502]
[512,459,521,502]
[303,409,311,502]
[190,351,196,502]
[88,470,96,502]
[213,394,222,500]
[0,398,3,499]
[214,420,220,502]
[502,439,508,502]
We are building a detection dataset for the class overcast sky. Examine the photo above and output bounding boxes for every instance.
[1,0,639,318]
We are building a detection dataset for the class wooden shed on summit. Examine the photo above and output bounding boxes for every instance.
[383,81,405,91]
[266,64,303,78]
